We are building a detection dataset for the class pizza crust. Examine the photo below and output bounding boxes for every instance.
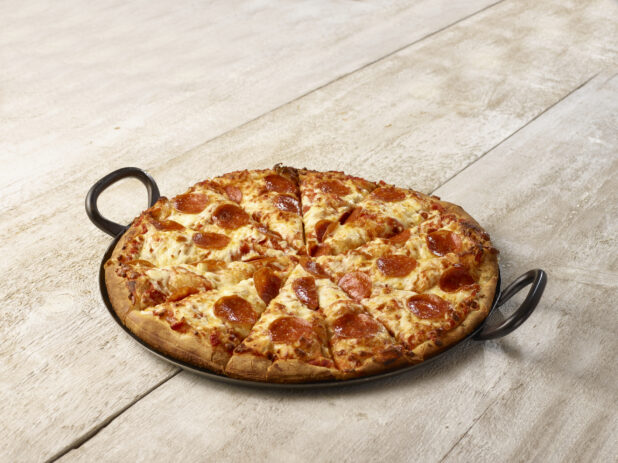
[105,260,135,323]
[125,310,230,374]
[225,352,272,381]
[104,216,148,322]
[336,350,408,379]
[266,359,336,383]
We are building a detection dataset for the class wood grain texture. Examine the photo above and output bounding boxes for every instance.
[149,0,617,195]
[58,71,618,463]
[435,71,618,463]
[0,0,498,211]
[1,0,617,461]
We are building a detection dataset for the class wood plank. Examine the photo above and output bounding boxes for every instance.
[151,0,617,195]
[2,0,617,461]
[0,0,499,211]
[435,71,618,463]
[59,32,618,463]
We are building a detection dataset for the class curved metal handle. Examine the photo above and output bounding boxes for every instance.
[85,167,160,237]
[474,269,547,340]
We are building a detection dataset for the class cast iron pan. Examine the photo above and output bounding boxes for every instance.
[86,167,547,388]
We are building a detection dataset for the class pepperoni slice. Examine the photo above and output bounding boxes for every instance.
[170,319,190,333]
[224,185,242,203]
[384,217,404,237]
[387,229,411,245]
[318,180,350,196]
[315,219,333,242]
[212,203,249,229]
[427,230,462,256]
[371,187,406,202]
[213,295,257,325]
[167,286,202,302]
[265,174,296,194]
[299,257,329,278]
[192,232,230,249]
[333,312,380,339]
[338,208,354,225]
[338,272,372,301]
[407,294,451,319]
[293,276,318,309]
[345,207,365,224]
[269,316,314,343]
[144,288,167,306]
[439,265,476,292]
[253,267,281,305]
[151,219,185,231]
[197,259,226,271]
[311,243,332,257]
[274,194,301,214]
[172,193,209,214]
[376,255,417,277]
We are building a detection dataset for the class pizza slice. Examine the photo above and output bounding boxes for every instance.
[111,195,292,268]
[298,169,376,256]
[360,281,492,363]
[125,278,274,374]
[315,276,405,377]
[212,166,305,253]
[316,199,498,297]
[317,183,442,255]
[225,263,336,382]
[105,257,296,322]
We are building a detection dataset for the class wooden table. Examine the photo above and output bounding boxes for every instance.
[2,1,617,461]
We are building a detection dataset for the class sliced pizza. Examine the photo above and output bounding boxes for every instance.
[111,195,292,268]
[318,183,442,255]
[315,276,405,377]
[317,206,498,297]
[225,263,336,382]
[125,278,271,373]
[105,257,296,322]
[212,166,305,253]
[298,169,376,256]
[103,166,501,382]
[360,281,492,363]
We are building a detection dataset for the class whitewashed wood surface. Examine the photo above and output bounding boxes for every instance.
[1,0,617,462]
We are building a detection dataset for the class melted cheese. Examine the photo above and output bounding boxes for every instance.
[145,278,265,340]
[324,190,438,253]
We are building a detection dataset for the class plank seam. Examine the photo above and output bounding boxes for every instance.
[164,0,507,169]
[430,72,600,195]
[46,369,181,463]
[437,386,512,462]
[434,72,602,463]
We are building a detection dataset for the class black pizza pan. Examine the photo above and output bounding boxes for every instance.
[86,167,547,388]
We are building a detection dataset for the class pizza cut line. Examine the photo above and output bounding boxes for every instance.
[105,166,499,382]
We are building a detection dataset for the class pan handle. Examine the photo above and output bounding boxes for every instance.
[474,269,547,341]
[85,167,160,237]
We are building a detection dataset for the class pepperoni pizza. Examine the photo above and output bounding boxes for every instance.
[105,166,498,382]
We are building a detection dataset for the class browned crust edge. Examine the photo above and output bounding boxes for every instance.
[104,221,146,323]
[266,359,336,383]
[125,310,230,374]
[225,352,272,382]
[335,349,408,379]
[104,260,134,323]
